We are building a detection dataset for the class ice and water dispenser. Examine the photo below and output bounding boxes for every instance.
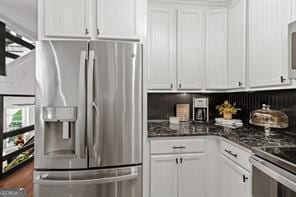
[43,107,77,156]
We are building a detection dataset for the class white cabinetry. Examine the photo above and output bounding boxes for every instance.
[177,9,204,90]
[220,155,251,197]
[147,7,175,90]
[96,0,146,40]
[39,0,91,39]
[150,155,178,197]
[178,154,205,197]
[248,0,291,88]
[228,0,246,89]
[150,154,205,197]
[206,9,228,89]
[149,137,252,197]
[147,6,205,90]
[220,140,252,197]
[38,0,146,40]
[150,139,206,197]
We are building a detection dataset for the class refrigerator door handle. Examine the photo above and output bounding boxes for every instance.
[79,50,87,158]
[34,171,139,186]
[87,50,95,158]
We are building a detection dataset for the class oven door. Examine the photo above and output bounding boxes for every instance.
[250,156,296,197]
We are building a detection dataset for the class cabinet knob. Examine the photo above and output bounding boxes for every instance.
[170,83,173,89]
[179,84,182,88]
[176,158,178,164]
[243,175,248,182]
[85,28,89,35]
[280,76,286,83]
[97,29,100,35]
[238,81,243,87]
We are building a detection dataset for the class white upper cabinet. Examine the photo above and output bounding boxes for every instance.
[38,0,146,40]
[39,0,91,39]
[206,9,228,89]
[228,0,246,89]
[147,7,176,90]
[248,0,291,88]
[177,9,204,90]
[97,0,146,40]
[291,0,296,22]
[220,155,251,197]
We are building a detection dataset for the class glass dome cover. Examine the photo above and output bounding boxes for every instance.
[250,104,288,133]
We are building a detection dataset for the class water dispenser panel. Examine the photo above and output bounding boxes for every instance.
[43,107,77,122]
[43,107,77,140]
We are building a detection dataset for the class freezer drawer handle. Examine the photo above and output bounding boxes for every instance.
[35,171,138,186]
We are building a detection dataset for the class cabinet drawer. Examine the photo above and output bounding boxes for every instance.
[151,139,204,154]
[221,140,252,171]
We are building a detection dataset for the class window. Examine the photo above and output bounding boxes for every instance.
[1,96,35,177]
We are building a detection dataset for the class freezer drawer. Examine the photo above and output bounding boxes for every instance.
[34,166,142,197]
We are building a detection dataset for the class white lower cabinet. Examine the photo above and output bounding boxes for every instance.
[150,155,178,197]
[149,138,252,197]
[178,154,206,197]
[220,155,251,197]
[150,153,205,197]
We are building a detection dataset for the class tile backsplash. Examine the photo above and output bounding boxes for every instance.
[148,90,296,130]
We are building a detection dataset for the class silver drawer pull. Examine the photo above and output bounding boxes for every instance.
[172,146,186,149]
[225,149,238,158]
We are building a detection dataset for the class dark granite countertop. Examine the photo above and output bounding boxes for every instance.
[148,121,296,150]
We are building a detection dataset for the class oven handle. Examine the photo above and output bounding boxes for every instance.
[250,156,296,192]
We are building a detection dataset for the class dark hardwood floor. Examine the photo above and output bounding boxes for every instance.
[0,161,34,197]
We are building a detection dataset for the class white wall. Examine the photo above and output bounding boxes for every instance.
[0,0,37,95]
[0,0,37,41]
[0,51,35,95]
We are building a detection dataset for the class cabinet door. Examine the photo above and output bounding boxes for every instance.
[97,0,145,39]
[178,154,206,197]
[291,0,296,22]
[147,7,176,90]
[220,155,251,197]
[42,0,90,38]
[206,9,228,89]
[177,9,204,90]
[150,155,178,197]
[228,0,246,89]
[248,0,291,88]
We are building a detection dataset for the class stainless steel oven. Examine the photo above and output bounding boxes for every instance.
[250,156,296,197]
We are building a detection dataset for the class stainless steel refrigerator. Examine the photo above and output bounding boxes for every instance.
[34,40,142,197]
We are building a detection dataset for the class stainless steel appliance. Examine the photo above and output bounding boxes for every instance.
[289,20,296,79]
[250,147,296,197]
[193,98,209,123]
[34,40,142,197]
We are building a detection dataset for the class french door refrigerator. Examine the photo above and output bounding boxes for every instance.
[34,40,142,197]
